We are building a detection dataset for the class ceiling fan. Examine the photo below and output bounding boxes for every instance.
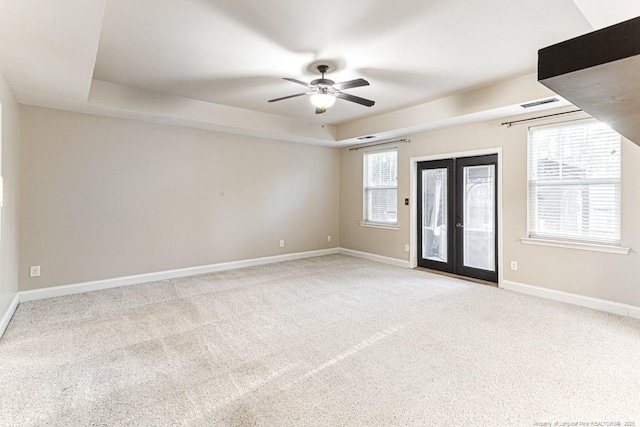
[268,65,375,114]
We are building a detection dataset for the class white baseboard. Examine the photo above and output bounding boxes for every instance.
[628,306,640,320]
[338,248,410,268]
[501,280,640,319]
[19,248,340,302]
[0,293,20,338]
[15,249,638,322]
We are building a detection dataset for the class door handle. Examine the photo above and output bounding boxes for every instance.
[456,223,464,228]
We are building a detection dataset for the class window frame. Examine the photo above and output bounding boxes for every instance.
[362,148,398,228]
[526,118,622,249]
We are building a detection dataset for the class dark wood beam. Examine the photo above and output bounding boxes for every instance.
[538,16,640,146]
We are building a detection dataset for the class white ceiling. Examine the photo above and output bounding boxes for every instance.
[93,0,590,124]
[0,0,638,144]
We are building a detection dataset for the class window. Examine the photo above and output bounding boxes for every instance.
[528,119,621,245]
[363,149,398,225]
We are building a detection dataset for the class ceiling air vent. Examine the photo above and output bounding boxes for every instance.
[357,135,376,140]
[521,98,559,108]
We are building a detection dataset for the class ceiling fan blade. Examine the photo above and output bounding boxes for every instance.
[268,92,307,103]
[333,78,370,90]
[315,107,327,115]
[283,77,310,87]
[336,92,375,107]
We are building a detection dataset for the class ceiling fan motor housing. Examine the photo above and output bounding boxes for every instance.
[312,65,334,89]
[310,78,335,88]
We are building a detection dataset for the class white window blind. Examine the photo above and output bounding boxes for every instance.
[528,119,621,245]
[363,149,398,224]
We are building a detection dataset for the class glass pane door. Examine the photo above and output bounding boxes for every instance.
[462,165,495,271]
[422,168,448,262]
[454,154,498,282]
[417,159,454,273]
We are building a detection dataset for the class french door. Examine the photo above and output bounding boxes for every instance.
[417,154,498,282]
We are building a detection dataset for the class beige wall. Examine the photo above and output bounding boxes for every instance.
[340,110,640,307]
[14,100,640,307]
[0,72,21,316]
[20,106,340,291]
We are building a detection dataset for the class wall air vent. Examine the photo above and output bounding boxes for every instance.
[521,98,559,109]
[357,135,376,140]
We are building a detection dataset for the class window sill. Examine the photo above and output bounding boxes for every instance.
[360,222,399,230]
[520,238,630,255]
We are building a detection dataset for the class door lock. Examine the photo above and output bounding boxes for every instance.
[456,223,464,228]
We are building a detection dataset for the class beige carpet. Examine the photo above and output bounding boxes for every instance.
[1,255,639,426]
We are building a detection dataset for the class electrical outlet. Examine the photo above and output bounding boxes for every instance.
[404,244,410,252]
[30,265,41,277]
[328,235,332,242]
[279,240,285,248]
[510,261,518,271]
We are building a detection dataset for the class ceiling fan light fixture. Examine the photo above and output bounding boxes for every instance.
[310,92,337,109]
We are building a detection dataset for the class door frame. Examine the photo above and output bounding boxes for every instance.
[409,148,504,287]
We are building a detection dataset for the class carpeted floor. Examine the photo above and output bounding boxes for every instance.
[1,255,639,426]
